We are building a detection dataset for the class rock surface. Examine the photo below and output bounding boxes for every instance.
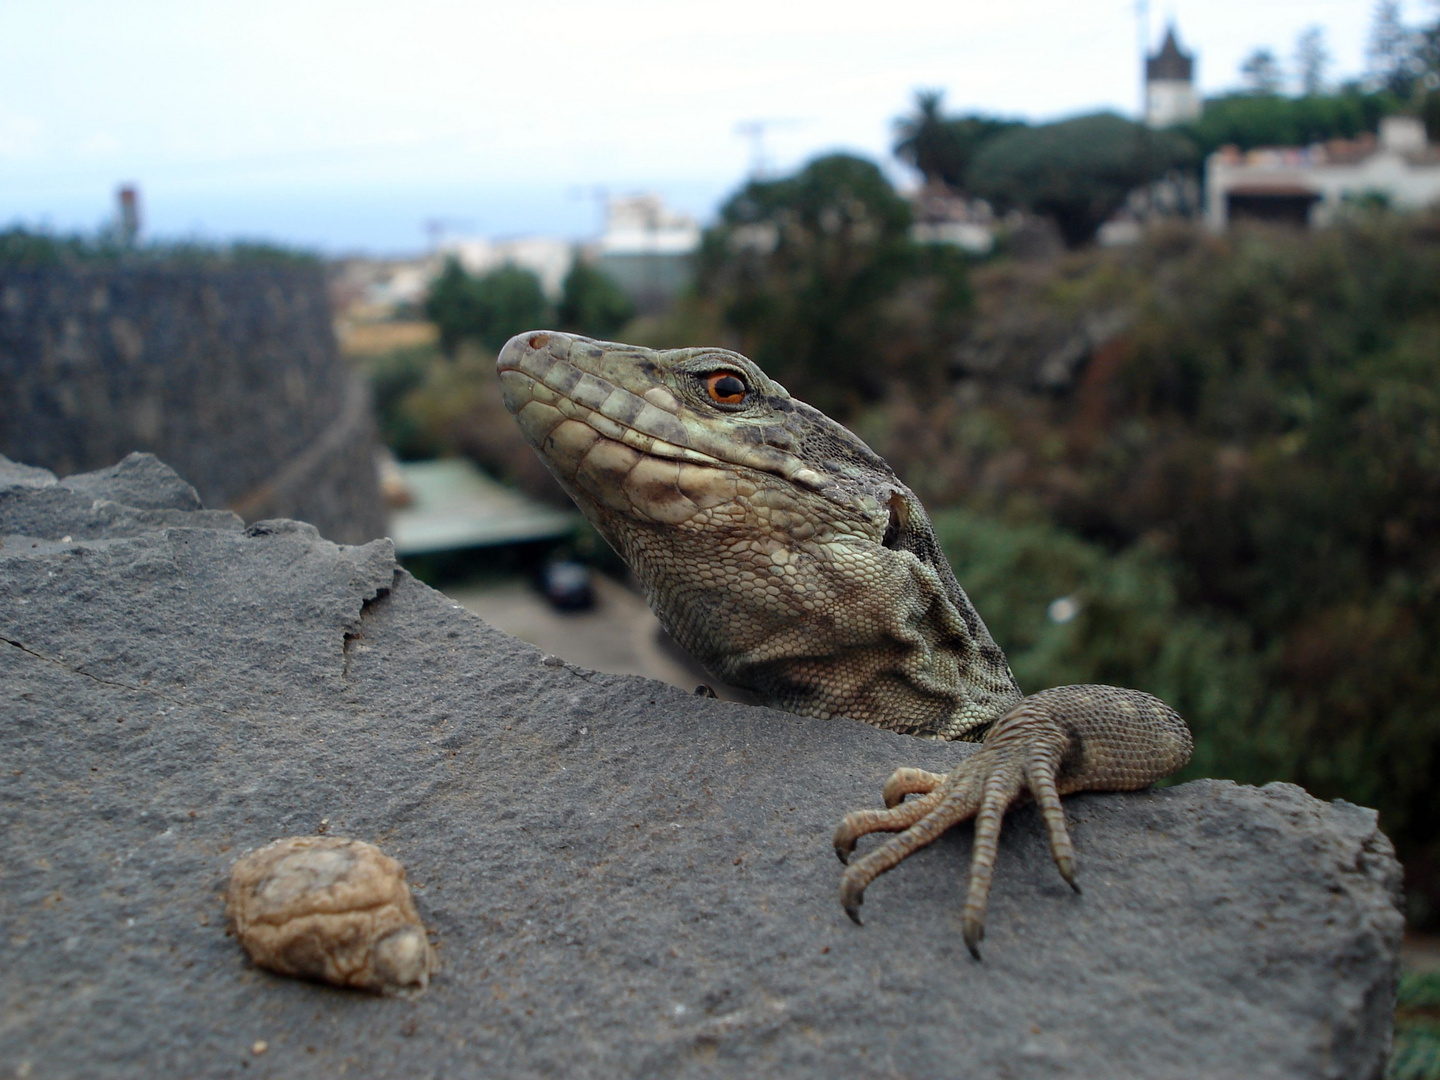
[0,454,1405,1079]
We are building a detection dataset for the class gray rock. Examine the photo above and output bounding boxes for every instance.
[0,456,1404,1079]
[56,451,204,511]
[0,455,58,488]
[0,452,241,546]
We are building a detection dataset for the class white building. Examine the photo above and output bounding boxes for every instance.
[907,180,996,255]
[595,194,700,312]
[1146,27,1201,129]
[598,194,701,257]
[438,235,576,298]
[1205,116,1440,230]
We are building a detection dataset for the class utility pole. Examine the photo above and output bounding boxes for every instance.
[422,218,476,252]
[735,119,802,180]
[116,184,141,247]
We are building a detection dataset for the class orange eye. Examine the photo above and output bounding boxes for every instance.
[704,372,748,405]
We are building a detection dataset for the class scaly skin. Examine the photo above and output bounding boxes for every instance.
[498,330,1193,957]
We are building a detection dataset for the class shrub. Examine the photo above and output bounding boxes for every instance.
[424,259,551,355]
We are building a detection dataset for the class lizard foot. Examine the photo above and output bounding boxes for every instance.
[833,685,1191,959]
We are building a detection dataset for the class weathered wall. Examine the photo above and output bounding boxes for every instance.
[0,262,385,543]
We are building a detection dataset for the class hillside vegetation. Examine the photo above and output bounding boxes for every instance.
[853,217,1440,925]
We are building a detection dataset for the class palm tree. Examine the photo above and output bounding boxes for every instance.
[893,90,958,189]
[893,91,1025,194]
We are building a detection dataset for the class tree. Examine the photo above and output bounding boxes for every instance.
[1240,48,1284,95]
[557,260,634,340]
[1294,26,1331,96]
[892,90,1023,192]
[697,153,969,416]
[1180,89,1399,155]
[966,113,1193,247]
[424,259,551,355]
[892,90,954,187]
[1366,0,1416,96]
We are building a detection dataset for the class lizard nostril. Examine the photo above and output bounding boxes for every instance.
[528,333,552,350]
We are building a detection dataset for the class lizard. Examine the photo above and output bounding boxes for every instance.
[497,329,1193,958]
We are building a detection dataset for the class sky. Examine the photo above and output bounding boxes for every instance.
[1,0,1431,254]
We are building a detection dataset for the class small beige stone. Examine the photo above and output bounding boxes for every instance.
[226,836,436,994]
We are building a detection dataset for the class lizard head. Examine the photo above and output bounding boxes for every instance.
[497,329,900,538]
[497,330,1020,736]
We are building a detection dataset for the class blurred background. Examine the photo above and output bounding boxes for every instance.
[4,2,1440,1070]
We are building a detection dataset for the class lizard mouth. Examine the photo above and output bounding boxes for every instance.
[497,330,728,470]
[499,330,758,526]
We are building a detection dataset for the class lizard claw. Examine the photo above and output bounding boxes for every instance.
[839,870,865,925]
[831,686,1192,949]
[833,821,857,864]
[881,767,945,809]
[963,919,983,961]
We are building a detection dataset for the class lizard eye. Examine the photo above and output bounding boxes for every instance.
[703,372,748,405]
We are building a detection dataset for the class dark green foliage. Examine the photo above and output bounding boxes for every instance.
[1425,89,1440,143]
[356,345,437,460]
[0,228,94,265]
[697,153,970,417]
[1239,48,1284,95]
[557,260,635,339]
[1179,89,1403,155]
[0,227,318,268]
[930,508,1279,785]
[892,90,1024,191]
[870,218,1440,923]
[424,258,552,355]
[967,113,1194,246]
[1088,228,1440,908]
[1392,971,1440,1080]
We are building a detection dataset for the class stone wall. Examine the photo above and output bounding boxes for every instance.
[0,262,384,543]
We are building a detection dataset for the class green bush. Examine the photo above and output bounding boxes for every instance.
[557,260,634,340]
[1392,971,1440,1080]
[353,344,438,460]
[424,259,551,355]
[1179,89,1402,155]
[966,113,1194,246]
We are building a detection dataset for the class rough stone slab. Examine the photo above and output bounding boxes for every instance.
[0,452,242,546]
[0,455,58,488]
[0,457,1404,1079]
[56,451,205,511]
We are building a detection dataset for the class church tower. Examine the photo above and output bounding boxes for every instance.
[1146,26,1201,127]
